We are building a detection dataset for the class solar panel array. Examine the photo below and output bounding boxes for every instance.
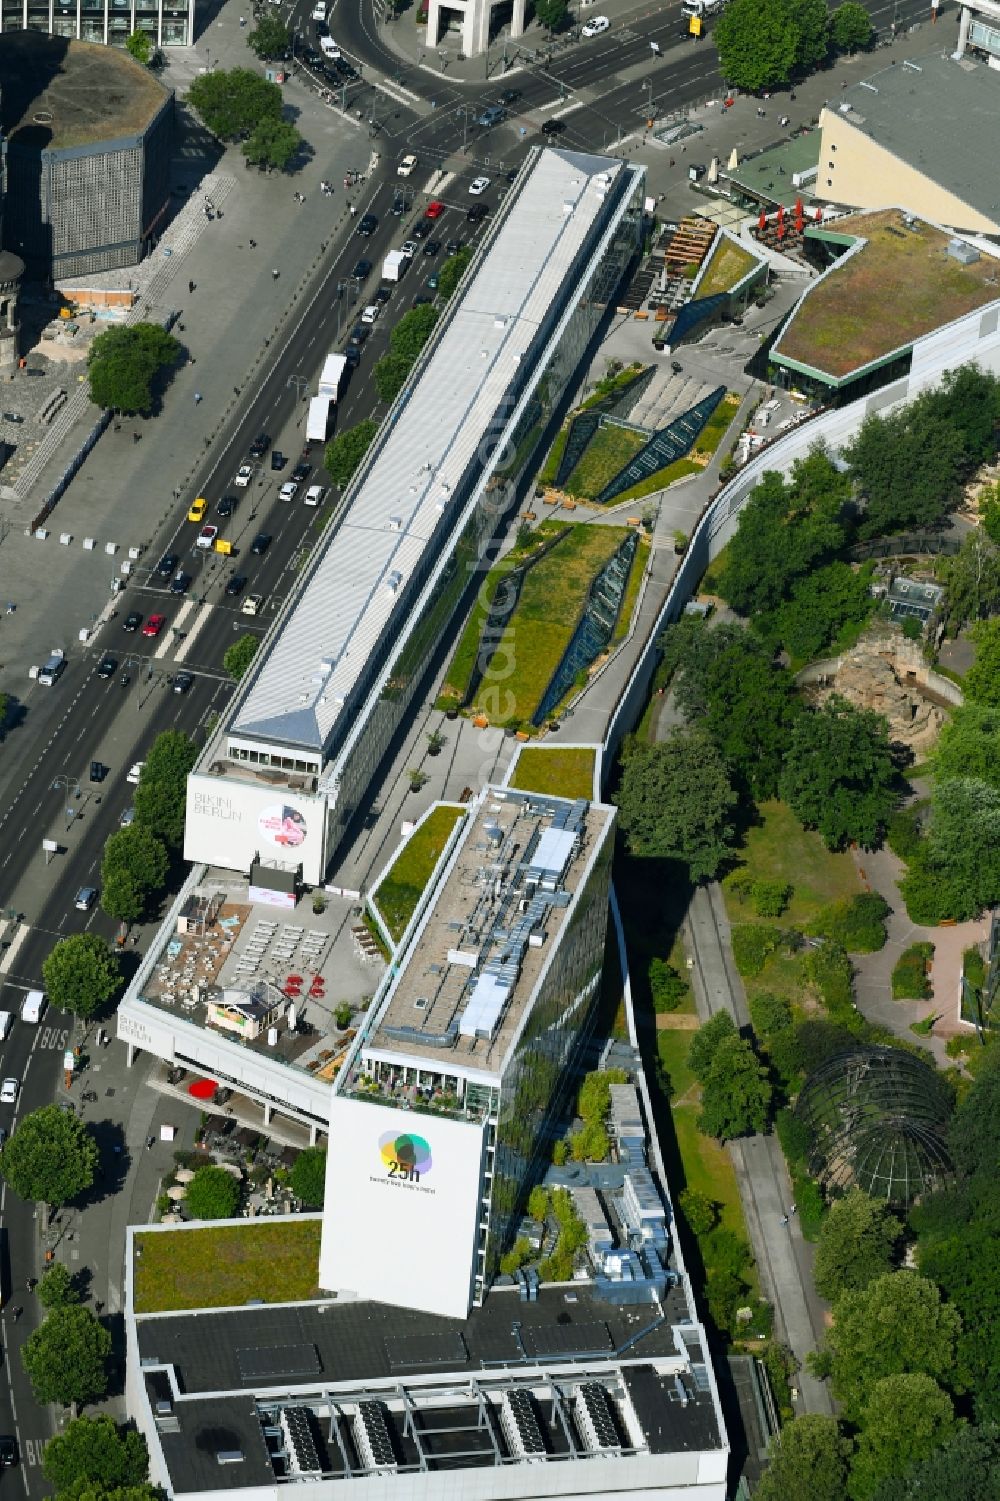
[574,1382,621,1454]
[279,1407,321,1477]
[500,1388,547,1462]
[353,1400,397,1473]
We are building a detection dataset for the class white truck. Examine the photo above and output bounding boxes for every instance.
[318,351,347,400]
[37,649,66,687]
[307,395,332,444]
[382,249,407,284]
[681,0,724,16]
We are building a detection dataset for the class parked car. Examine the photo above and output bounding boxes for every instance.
[127,761,145,783]
[234,464,254,488]
[304,485,327,507]
[0,1439,18,1470]
[90,760,107,782]
[374,285,392,305]
[74,886,98,912]
[349,324,370,347]
[155,554,178,579]
[270,450,287,471]
[344,346,361,369]
[248,432,270,458]
[120,806,135,827]
[196,525,218,549]
[225,575,247,597]
[581,14,609,34]
[141,614,165,638]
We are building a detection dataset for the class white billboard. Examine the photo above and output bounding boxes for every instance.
[184,773,327,884]
[320,1096,487,1320]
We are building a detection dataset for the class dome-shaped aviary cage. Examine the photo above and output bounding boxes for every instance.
[794,1045,954,1206]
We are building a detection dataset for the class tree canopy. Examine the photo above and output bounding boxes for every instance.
[615,728,738,881]
[246,13,289,57]
[124,29,153,65]
[290,1147,327,1208]
[698,1034,773,1140]
[325,419,378,487]
[715,0,802,92]
[44,1417,148,1493]
[186,1165,241,1220]
[38,1262,81,1309]
[779,696,896,849]
[0,1106,99,1208]
[940,532,1000,633]
[934,704,1000,787]
[829,1,873,51]
[223,635,260,680]
[437,246,473,300]
[242,116,303,172]
[701,641,803,799]
[849,1374,956,1501]
[373,353,412,404]
[42,934,122,1020]
[389,303,439,363]
[101,826,169,925]
[187,68,282,141]
[533,0,568,30]
[22,1305,111,1408]
[754,1414,851,1501]
[965,619,1000,707]
[813,1187,902,1301]
[132,729,198,848]
[868,1422,1000,1501]
[87,323,180,416]
[688,1011,738,1082]
[55,1484,160,1501]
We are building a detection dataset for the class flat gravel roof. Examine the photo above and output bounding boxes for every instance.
[0,32,168,151]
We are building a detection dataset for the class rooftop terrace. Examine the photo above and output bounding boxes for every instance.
[773,209,1000,382]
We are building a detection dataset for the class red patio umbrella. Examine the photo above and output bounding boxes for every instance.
[795,197,803,217]
[815,207,823,222]
[777,203,785,225]
[188,1078,217,1100]
[758,210,766,232]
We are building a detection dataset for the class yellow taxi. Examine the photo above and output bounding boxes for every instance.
[187,496,207,523]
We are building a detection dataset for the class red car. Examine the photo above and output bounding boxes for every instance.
[142,613,166,638]
[425,200,445,219]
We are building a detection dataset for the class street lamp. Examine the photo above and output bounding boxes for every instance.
[51,775,82,831]
[287,375,309,402]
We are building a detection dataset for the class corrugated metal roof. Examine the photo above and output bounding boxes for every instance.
[233,148,629,754]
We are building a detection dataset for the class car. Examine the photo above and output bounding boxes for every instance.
[74,886,98,912]
[344,345,361,369]
[234,464,254,488]
[374,285,392,305]
[120,806,135,827]
[427,272,439,291]
[468,175,491,195]
[127,760,145,784]
[361,303,380,324]
[425,199,445,219]
[0,1439,17,1470]
[445,238,464,254]
[142,614,165,638]
[155,553,178,579]
[304,484,327,507]
[251,532,272,556]
[90,760,107,783]
[170,571,192,595]
[0,1079,17,1105]
[187,496,207,523]
[242,593,264,616]
[412,294,433,307]
[397,153,418,177]
[391,193,408,216]
[582,13,609,33]
[270,449,287,471]
[357,212,378,236]
[499,87,521,104]
[476,103,505,128]
[412,219,432,240]
[291,461,312,484]
[123,610,144,634]
[352,258,373,280]
[96,654,117,679]
[423,239,441,257]
[217,495,238,518]
[336,56,358,79]
[400,240,417,258]
[173,671,194,694]
[349,324,369,347]
[196,524,218,549]
[248,432,270,458]
[279,481,299,502]
[225,574,247,597]
[541,118,566,136]
[467,202,489,223]
[504,167,519,183]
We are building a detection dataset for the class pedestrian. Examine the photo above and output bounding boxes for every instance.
[239,13,246,24]
[249,239,256,249]
[194,392,202,404]
[272,268,280,279]
[780,1214,789,1227]
[188,280,196,294]
[789,1202,797,1216]
[146,1136,155,1150]
[349,204,357,216]
[25,1279,36,1293]
[11,1307,22,1322]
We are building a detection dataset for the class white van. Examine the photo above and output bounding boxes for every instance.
[311,0,326,16]
[304,485,327,507]
[21,990,45,1024]
[320,33,340,58]
[0,1011,12,1042]
[38,649,66,687]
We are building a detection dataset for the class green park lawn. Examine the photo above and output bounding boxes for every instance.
[509,745,597,800]
[373,804,466,941]
[133,1220,322,1312]
[656,1030,745,1238]
[724,800,861,931]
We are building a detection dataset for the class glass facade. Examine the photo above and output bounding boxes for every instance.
[0,0,195,44]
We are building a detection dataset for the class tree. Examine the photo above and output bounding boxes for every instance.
[846,408,969,539]
[41,934,121,1021]
[715,0,800,92]
[44,1418,148,1493]
[813,1187,902,1301]
[186,1165,241,1220]
[768,561,874,665]
[779,696,896,850]
[648,957,688,1012]
[698,1034,773,1140]
[132,729,198,849]
[919,1216,1000,1423]
[615,728,738,881]
[38,1263,81,1310]
[101,826,169,925]
[124,28,153,65]
[754,1414,851,1501]
[55,1484,160,1501]
[246,13,289,57]
[437,246,472,300]
[389,304,439,364]
[926,776,1000,917]
[0,1106,98,1209]
[849,1374,956,1501]
[662,619,751,719]
[829,0,873,51]
[290,1146,327,1208]
[223,635,260,681]
[702,643,802,799]
[678,1188,717,1237]
[87,323,180,416]
[242,117,303,172]
[965,618,1000,707]
[940,531,1000,631]
[187,69,282,141]
[787,0,830,68]
[22,1305,111,1409]
[949,1047,1000,1178]
[373,353,413,404]
[533,0,568,30]
[325,419,378,487]
[935,704,1000,788]
[868,1423,1000,1501]
[688,1011,737,1082]
[816,1271,961,1420]
[748,991,793,1041]
[527,1186,549,1223]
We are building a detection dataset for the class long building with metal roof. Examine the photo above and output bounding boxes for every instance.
[184,146,645,887]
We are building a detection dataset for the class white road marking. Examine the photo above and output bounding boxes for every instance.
[0,924,30,975]
[174,602,215,664]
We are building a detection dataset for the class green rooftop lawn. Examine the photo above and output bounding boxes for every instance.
[374,804,466,941]
[509,745,597,800]
[133,1220,322,1313]
[565,424,647,499]
[697,240,759,298]
[777,210,1000,379]
[611,534,650,647]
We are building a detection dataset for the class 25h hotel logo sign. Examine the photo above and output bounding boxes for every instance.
[378,1130,433,1185]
